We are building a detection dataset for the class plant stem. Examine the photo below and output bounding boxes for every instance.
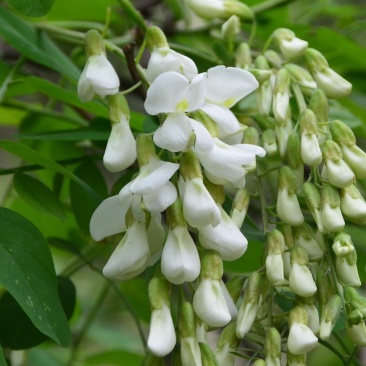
[251,0,297,14]
[115,0,147,31]
[169,43,220,64]
[67,282,111,366]
[0,56,26,104]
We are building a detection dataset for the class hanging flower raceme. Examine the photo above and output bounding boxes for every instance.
[78,30,119,102]
[145,26,198,82]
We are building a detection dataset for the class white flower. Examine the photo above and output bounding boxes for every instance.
[280,37,308,59]
[193,278,231,327]
[341,144,366,180]
[313,68,352,99]
[181,337,202,366]
[198,205,248,261]
[276,188,304,226]
[266,253,285,286]
[103,114,136,172]
[181,176,221,228]
[161,226,200,285]
[90,195,128,241]
[340,186,366,224]
[303,304,320,334]
[287,322,318,355]
[78,54,119,102]
[146,47,198,82]
[336,255,361,287]
[195,138,265,188]
[301,134,322,166]
[324,159,354,189]
[322,203,345,232]
[347,322,366,347]
[102,220,150,280]
[273,89,289,124]
[296,235,323,262]
[147,304,176,356]
[256,81,273,116]
[289,263,317,297]
[236,301,257,338]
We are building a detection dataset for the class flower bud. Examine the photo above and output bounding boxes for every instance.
[264,49,283,68]
[236,272,261,338]
[262,129,278,157]
[347,322,366,347]
[199,343,219,366]
[215,323,240,366]
[278,225,294,278]
[78,30,119,102]
[277,166,304,226]
[322,140,354,188]
[273,28,308,59]
[186,0,253,20]
[235,42,252,70]
[147,212,165,266]
[345,287,366,318]
[316,266,336,315]
[286,132,304,189]
[230,189,250,228]
[255,56,272,116]
[299,109,322,166]
[285,64,317,96]
[289,246,317,297]
[265,327,281,366]
[147,277,176,356]
[265,230,285,286]
[321,185,345,232]
[273,68,291,124]
[221,15,240,41]
[179,302,202,366]
[243,126,260,145]
[292,223,323,261]
[275,109,292,157]
[309,89,329,145]
[249,69,272,84]
[330,120,366,179]
[145,26,169,50]
[302,182,324,233]
[304,48,352,99]
[319,295,341,340]
[297,295,320,334]
[288,306,318,355]
[104,94,136,172]
[340,185,366,224]
[335,250,361,287]
[332,232,355,257]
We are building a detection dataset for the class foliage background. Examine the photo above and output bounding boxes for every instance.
[0,0,366,365]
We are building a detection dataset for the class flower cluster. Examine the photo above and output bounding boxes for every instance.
[78,20,366,365]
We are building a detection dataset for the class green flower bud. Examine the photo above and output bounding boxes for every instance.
[265,327,281,365]
[243,126,260,145]
[278,224,295,249]
[249,69,272,84]
[273,68,291,123]
[200,250,223,280]
[199,343,219,366]
[166,197,186,229]
[85,29,105,56]
[235,42,252,69]
[191,110,219,137]
[179,302,197,339]
[316,266,336,314]
[203,177,225,205]
[285,63,317,95]
[148,277,171,310]
[136,134,157,166]
[230,189,250,229]
[145,26,169,50]
[255,55,271,70]
[264,49,283,69]
[216,323,240,365]
[262,128,277,157]
[309,89,329,123]
[225,276,245,303]
[180,150,203,180]
[221,15,240,41]
[302,182,324,233]
[319,295,341,341]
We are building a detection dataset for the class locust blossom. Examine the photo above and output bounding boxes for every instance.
[144,71,212,152]
[161,199,200,285]
[273,28,308,59]
[78,30,119,102]
[103,94,136,172]
[145,26,197,82]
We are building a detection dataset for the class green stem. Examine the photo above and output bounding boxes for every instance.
[291,83,307,114]
[0,56,26,104]
[318,339,347,366]
[67,282,111,366]
[46,21,111,34]
[251,0,297,14]
[101,6,112,38]
[248,17,257,46]
[121,81,142,95]
[169,42,220,64]
[115,0,147,31]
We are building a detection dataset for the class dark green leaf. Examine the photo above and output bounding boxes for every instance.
[275,291,295,312]
[0,140,102,209]
[8,0,55,17]
[143,115,159,134]
[85,350,143,366]
[0,208,70,346]
[48,237,81,256]
[0,7,80,80]
[333,312,346,332]
[0,277,76,350]
[13,172,66,220]
[70,160,107,236]
[16,129,110,141]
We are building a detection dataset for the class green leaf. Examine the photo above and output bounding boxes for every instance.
[275,291,295,312]
[84,350,143,366]
[0,6,80,80]
[7,0,55,17]
[70,160,107,236]
[13,172,66,220]
[0,277,76,350]
[0,140,102,209]
[24,77,108,119]
[16,129,110,141]
[0,208,71,346]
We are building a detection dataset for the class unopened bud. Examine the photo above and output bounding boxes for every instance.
[275,110,292,157]
[347,322,366,347]
[316,266,336,314]
[85,29,105,56]
[145,26,169,50]
[235,42,252,69]
[285,64,317,95]
[273,28,308,59]
[319,295,341,340]
[293,223,323,261]
[243,126,260,145]
[321,185,345,232]
[230,189,250,228]
[287,352,306,366]
[264,50,283,69]
[309,89,330,145]
[266,230,285,286]
[341,185,366,224]
[250,69,272,84]
[221,15,240,41]
[302,182,324,233]
[262,128,278,157]
[216,322,240,365]
[199,343,219,366]
[286,132,304,188]
[265,327,281,365]
[332,232,355,257]
[273,68,291,123]
[226,276,245,303]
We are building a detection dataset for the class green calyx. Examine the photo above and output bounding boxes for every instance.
[180,150,203,180]
[179,302,196,338]
[265,327,281,359]
[85,29,105,56]
[255,55,270,70]
[148,277,171,310]
[309,89,329,123]
[322,139,343,162]
[145,26,169,51]
[217,322,240,348]
[200,250,223,280]
[266,229,285,255]
[243,126,260,145]
[292,222,315,242]
[278,224,295,249]
[226,276,245,303]
[278,166,298,194]
[289,305,309,326]
[330,120,356,147]
[286,132,302,170]
[274,68,291,95]
[322,185,340,209]
[108,93,130,124]
[136,134,156,166]
[166,198,186,229]
[299,109,318,136]
[303,182,321,211]
[290,245,309,266]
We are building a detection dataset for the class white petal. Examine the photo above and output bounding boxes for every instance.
[153,112,191,152]
[145,72,189,115]
[161,226,200,284]
[143,181,178,212]
[220,280,238,320]
[131,194,145,222]
[266,253,285,286]
[280,38,308,59]
[147,213,165,266]
[130,158,179,195]
[103,116,137,172]
[205,66,259,107]
[326,159,354,188]
[192,278,231,327]
[277,189,304,226]
[301,134,322,166]
[288,323,318,355]
[181,337,202,366]
[90,195,128,241]
[186,73,207,112]
[102,221,150,280]
[77,66,94,102]
[289,263,317,297]
[233,143,266,157]
[236,302,257,338]
[148,305,176,357]
[200,103,241,135]
[188,118,214,151]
